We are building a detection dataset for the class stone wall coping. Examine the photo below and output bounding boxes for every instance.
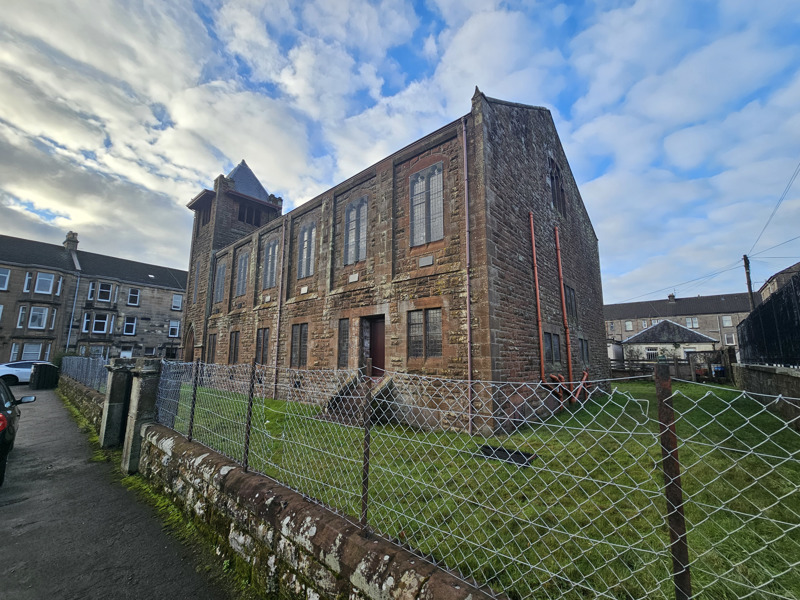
[735,363,800,378]
[140,423,500,600]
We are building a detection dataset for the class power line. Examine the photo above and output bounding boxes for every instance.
[750,233,800,257]
[617,261,743,303]
[748,157,800,255]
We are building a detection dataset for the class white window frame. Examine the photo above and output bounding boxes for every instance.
[50,308,57,329]
[56,276,63,296]
[641,320,647,329]
[0,305,3,322]
[722,315,733,327]
[97,282,112,302]
[0,267,9,290]
[724,333,736,345]
[128,288,140,306]
[24,271,32,292]
[92,314,109,334]
[88,281,95,300]
[685,317,698,329]
[21,342,42,361]
[624,320,633,331]
[44,343,51,361]
[171,294,183,311]
[34,272,54,294]
[123,316,137,335]
[10,342,20,361]
[645,347,658,360]
[168,319,180,338]
[144,346,156,356]
[17,306,27,328]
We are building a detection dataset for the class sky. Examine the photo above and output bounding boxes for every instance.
[1,0,799,304]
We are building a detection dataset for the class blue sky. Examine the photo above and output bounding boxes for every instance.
[1,0,798,303]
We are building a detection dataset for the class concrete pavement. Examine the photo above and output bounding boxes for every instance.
[0,385,250,600]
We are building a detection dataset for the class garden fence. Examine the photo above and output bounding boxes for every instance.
[155,360,800,600]
[60,356,109,394]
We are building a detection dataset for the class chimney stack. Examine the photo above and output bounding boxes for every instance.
[63,231,79,252]
[668,293,676,303]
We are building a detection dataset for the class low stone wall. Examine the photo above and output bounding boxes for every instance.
[58,375,105,432]
[139,424,497,600]
[732,364,800,430]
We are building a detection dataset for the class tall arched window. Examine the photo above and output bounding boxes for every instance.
[410,162,443,246]
[344,197,368,265]
[297,222,316,279]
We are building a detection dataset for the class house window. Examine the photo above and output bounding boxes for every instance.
[683,347,696,358]
[297,223,316,279]
[608,322,614,332]
[17,306,27,328]
[410,162,443,247]
[724,333,735,345]
[28,306,48,329]
[564,285,577,321]
[92,314,109,334]
[544,332,561,363]
[549,158,566,216]
[229,331,240,364]
[34,273,54,294]
[172,294,183,310]
[337,319,349,368]
[344,197,368,265]
[0,267,9,290]
[213,262,226,303]
[82,312,91,332]
[44,343,51,361]
[646,347,658,360]
[144,346,156,356]
[652,319,662,325]
[128,288,140,306]
[262,239,278,289]
[123,317,136,335]
[206,333,217,363]
[56,277,62,296]
[87,281,95,300]
[642,320,647,329]
[97,282,112,302]
[168,320,180,338]
[238,203,261,226]
[0,305,3,322]
[407,308,442,359]
[722,315,733,327]
[579,338,590,364]
[235,251,249,297]
[255,328,269,365]
[23,271,32,292]
[290,323,309,368]
[10,343,20,361]
[625,320,633,331]
[685,317,698,329]
[50,308,57,329]
[21,343,42,361]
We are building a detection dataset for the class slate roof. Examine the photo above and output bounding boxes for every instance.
[226,159,271,203]
[0,235,187,290]
[604,293,754,321]
[622,319,718,345]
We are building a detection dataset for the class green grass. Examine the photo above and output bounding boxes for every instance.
[165,380,800,600]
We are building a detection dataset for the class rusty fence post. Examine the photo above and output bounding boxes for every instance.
[654,362,693,600]
[242,358,257,472]
[187,358,200,442]
[361,378,373,528]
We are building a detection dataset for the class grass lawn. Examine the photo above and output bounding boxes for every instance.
[163,379,800,600]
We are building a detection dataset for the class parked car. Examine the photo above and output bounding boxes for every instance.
[0,361,55,385]
[0,378,35,486]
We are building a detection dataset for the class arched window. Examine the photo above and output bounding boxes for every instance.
[297,222,316,279]
[410,162,443,246]
[549,158,566,217]
[344,197,368,265]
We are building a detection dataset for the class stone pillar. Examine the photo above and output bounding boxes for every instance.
[99,358,136,448]
[121,359,163,474]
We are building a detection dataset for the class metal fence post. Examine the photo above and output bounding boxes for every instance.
[655,363,693,600]
[187,358,200,442]
[361,376,373,528]
[242,358,257,472]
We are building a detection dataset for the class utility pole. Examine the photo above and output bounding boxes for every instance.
[743,254,755,311]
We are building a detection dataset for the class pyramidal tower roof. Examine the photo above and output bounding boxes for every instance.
[226,159,270,203]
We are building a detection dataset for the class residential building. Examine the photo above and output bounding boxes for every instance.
[0,232,187,361]
[182,89,609,388]
[621,319,718,360]
[605,292,753,359]
[759,261,800,302]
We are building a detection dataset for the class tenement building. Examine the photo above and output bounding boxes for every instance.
[0,232,187,362]
[182,90,608,391]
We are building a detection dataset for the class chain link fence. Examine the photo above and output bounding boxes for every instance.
[155,361,800,600]
[60,356,109,394]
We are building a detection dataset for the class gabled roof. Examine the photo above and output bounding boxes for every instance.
[759,261,800,294]
[0,235,187,289]
[622,319,718,345]
[227,159,271,203]
[604,293,754,320]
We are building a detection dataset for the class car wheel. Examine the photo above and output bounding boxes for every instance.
[0,375,18,385]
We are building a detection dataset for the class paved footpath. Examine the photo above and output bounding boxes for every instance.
[0,386,247,600]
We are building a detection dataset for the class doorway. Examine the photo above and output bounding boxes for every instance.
[361,316,385,377]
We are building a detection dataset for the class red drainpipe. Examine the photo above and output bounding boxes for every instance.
[461,116,474,435]
[529,212,545,381]
[554,226,574,390]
